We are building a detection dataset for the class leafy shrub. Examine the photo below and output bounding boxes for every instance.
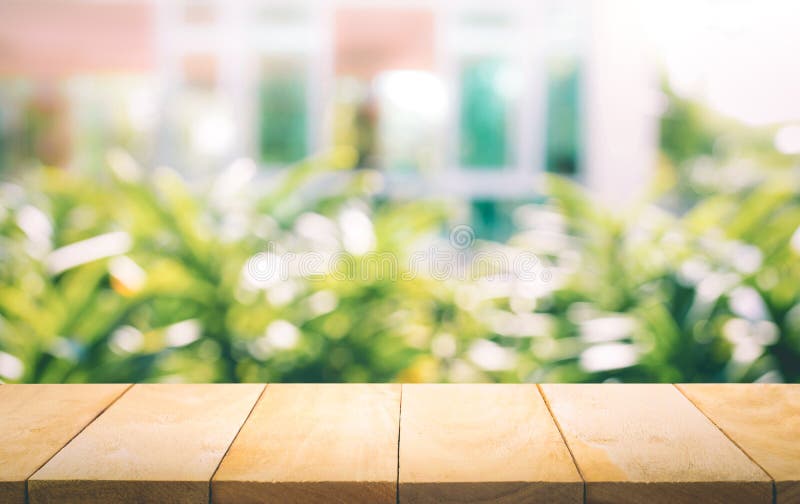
[1,149,799,383]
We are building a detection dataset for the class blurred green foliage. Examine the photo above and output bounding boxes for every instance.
[1,89,800,384]
[0,150,458,383]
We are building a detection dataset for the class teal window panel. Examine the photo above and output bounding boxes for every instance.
[259,62,308,165]
[469,199,534,242]
[545,58,581,175]
[459,59,510,169]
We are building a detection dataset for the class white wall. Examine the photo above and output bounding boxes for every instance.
[584,0,659,208]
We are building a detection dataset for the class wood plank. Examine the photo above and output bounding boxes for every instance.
[29,383,264,504]
[399,384,582,503]
[540,384,773,504]
[678,384,800,503]
[0,384,129,504]
[212,383,401,504]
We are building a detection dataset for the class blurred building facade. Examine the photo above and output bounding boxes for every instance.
[0,0,658,236]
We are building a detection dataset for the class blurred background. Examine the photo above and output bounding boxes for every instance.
[1,0,799,383]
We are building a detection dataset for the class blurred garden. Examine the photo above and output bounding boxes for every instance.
[1,0,799,384]
[1,83,800,384]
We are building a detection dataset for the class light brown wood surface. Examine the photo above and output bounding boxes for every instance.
[399,384,582,503]
[540,384,773,504]
[0,384,129,504]
[4,384,798,502]
[29,383,264,504]
[678,383,800,503]
[212,383,400,504]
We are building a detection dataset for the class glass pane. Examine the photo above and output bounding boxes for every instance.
[256,3,308,25]
[543,1,583,176]
[183,0,217,25]
[67,77,155,173]
[331,78,374,168]
[0,80,32,172]
[183,0,217,26]
[166,53,236,171]
[258,60,307,164]
[545,58,581,175]
[469,199,530,242]
[332,7,438,172]
[375,70,446,173]
[15,83,72,169]
[459,58,511,169]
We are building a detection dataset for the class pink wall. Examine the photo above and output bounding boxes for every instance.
[335,7,435,80]
[0,0,154,77]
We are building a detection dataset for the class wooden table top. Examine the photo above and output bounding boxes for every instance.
[0,384,797,503]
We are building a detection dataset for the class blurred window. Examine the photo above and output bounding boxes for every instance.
[67,76,156,172]
[469,199,532,241]
[15,82,72,168]
[333,7,438,172]
[258,59,308,164]
[0,81,32,171]
[183,0,217,25]
[182,52,217,89]
[0,105,5,171]
[167,52,236,170]
[459,58,513,169]
[374,70,446,173]
[545,58,581,175]
[543,1,583,176]
[255,3,308,26]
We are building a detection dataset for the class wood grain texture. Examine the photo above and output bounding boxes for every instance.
[0,384,129,504]
[540,384,773,504]
[29,383,264,504]
[212,383,400,504]
[678,384,800,503]
[399,384,582,503]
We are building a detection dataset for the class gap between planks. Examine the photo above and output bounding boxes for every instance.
[208,383,269,504]
[672,384,777,504]
[537,384,587,504]
[396,385,403,504]
[24,383,134,504]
